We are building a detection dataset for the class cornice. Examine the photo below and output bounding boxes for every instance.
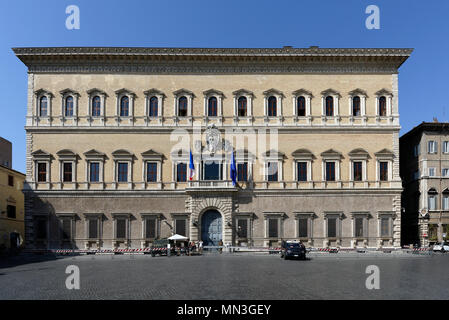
[13,47,413,74]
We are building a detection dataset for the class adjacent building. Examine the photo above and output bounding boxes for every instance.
[0,162,25,252]
[400,122,449,246]
[0,137,12,168]
[14,46,412,250]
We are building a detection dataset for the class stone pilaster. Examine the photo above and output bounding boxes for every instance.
[393,195,402,247]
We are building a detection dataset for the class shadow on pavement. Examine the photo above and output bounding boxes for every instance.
[0,253,63,269]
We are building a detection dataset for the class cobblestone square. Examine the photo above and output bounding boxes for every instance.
[0,253,448,299]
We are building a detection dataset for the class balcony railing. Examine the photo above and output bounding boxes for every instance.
[187,180,237,190]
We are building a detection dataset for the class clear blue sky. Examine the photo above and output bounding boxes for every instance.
[1,0,448,172]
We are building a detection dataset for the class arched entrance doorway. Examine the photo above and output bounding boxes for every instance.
[201,210,222,246]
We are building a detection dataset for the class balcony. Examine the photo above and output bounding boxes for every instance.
[186,180,237,192]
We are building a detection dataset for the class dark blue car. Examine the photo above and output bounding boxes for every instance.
[280,241,306,260]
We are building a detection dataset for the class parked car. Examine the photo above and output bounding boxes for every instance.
[433,242,449,252]
[280,240,306,260]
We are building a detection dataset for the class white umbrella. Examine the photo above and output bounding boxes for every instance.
[168,234,188,241]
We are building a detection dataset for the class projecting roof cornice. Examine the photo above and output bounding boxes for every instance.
[12,47,413,74]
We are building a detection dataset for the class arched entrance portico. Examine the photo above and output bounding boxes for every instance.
[200,209,223,246]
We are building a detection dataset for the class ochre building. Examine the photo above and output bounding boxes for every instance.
[14,46,412,250]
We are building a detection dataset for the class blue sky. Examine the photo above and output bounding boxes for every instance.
[1,0,448,172]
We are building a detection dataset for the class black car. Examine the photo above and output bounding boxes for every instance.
[280,241,306,260]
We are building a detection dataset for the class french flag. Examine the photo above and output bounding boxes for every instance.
[189,150,195,181]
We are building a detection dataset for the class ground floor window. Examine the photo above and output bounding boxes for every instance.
[88,219,99,239]
[237,219,248,238]
[298,218,308,238]
[116,218,127,239]
[175,218,187,236]
[61,219,72,240]
[429,224,438,242]
[268,218,279,238]
[380,216,392,237]
[7,205,16,219]
[355,217,364,237]
[145,218,156,239]
[36,219,47,240]
[327,217,337,238]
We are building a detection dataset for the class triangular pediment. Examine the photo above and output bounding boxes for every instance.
[349,88,368,97]
[141,149,164,159]
[232,89,254,97]
[321,149,342,157]
[59,88,80,97]
[115,88,135,97]
[173,88,194,97]
[375,89,393,97]
[34,88,54,97]
[83,149,106,157]
[292,89,313,97]
[374,148,395,157]
[87,88,108,97]
[143,88,166,97]
[203,89,224,97]
[263,88,284,97]
[321,88,341,97]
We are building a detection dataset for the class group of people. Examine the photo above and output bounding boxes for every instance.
[170,240,204,256]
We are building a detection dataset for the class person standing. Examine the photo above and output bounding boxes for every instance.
[199,240,203,254]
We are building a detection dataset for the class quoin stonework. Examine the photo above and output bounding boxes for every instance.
[14,46,412,250]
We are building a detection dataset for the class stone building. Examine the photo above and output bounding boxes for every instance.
[0,164,25,251]
[400,122,449,246]
[0,137,12,168]
[13,46,412,250]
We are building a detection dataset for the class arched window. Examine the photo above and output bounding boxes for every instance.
[325,96,334,116]
[92,96,101,116]
[149,96,158,117]
[268,96,277,117]
[297,96,306,116]
[352,96,361,116]
[120,96,129,117]
[178,96,188,117]
[238,96,247,117]
[39,96,48,116]
[379,96,387,116]
[208,97,217,117]
[65,96,74,117]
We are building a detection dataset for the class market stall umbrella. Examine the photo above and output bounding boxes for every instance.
[168,234,188,241]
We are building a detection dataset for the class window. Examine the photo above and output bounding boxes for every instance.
[37,163,47,182]
[325,96,334,116]
[428,141,437,154]
[443,194,449,210]
[178,96,188,117]
[444,141,449,153]
[379,162,388,181]
[238,96,247,117]
[92,96,101,116]
[145,218,156,239]
[327,217,337,238]
[120,96,129,117]
[8,175,13,187]
[237,163,248,182]
[89,162,100,182]
[208,97,217,116]
[88,219,98,239]
[61,219,71,240]
[39,96,48,116]
[298,218,308,238]
[149,96,158,117]
[116,218,127,239]
[297,96,306,116]
[7,205,16,219]
[36,219,47,239]
[355,217,364,237]
[297,162,307,182]
[380,217,391,237]
[413,170,420,180]
[63,162,72,182]
[414,144,420,157]
[378,96,387,116]
[175,219,186,236]
[443,168,449,177]
[176,163,187,182]
[353,161,362,181]
[117,162,128,182]
[325,162,335,181]
[268,218,278,238]
[429,168,435,177]
[268,96,277,116]
[237,219,248,238]
[428,190,437,210]
[65,96,74,117]
[267,162,278,182]
[146,162,158,182]
[352,96,361,116]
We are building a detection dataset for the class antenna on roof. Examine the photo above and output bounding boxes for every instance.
[433,117,439,123]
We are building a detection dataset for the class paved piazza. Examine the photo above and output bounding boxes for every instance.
[0,253,448,300]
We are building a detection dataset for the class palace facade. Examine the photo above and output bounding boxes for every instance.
[14,46,412,249]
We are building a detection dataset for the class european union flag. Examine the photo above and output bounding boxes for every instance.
[230,151,237,186]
